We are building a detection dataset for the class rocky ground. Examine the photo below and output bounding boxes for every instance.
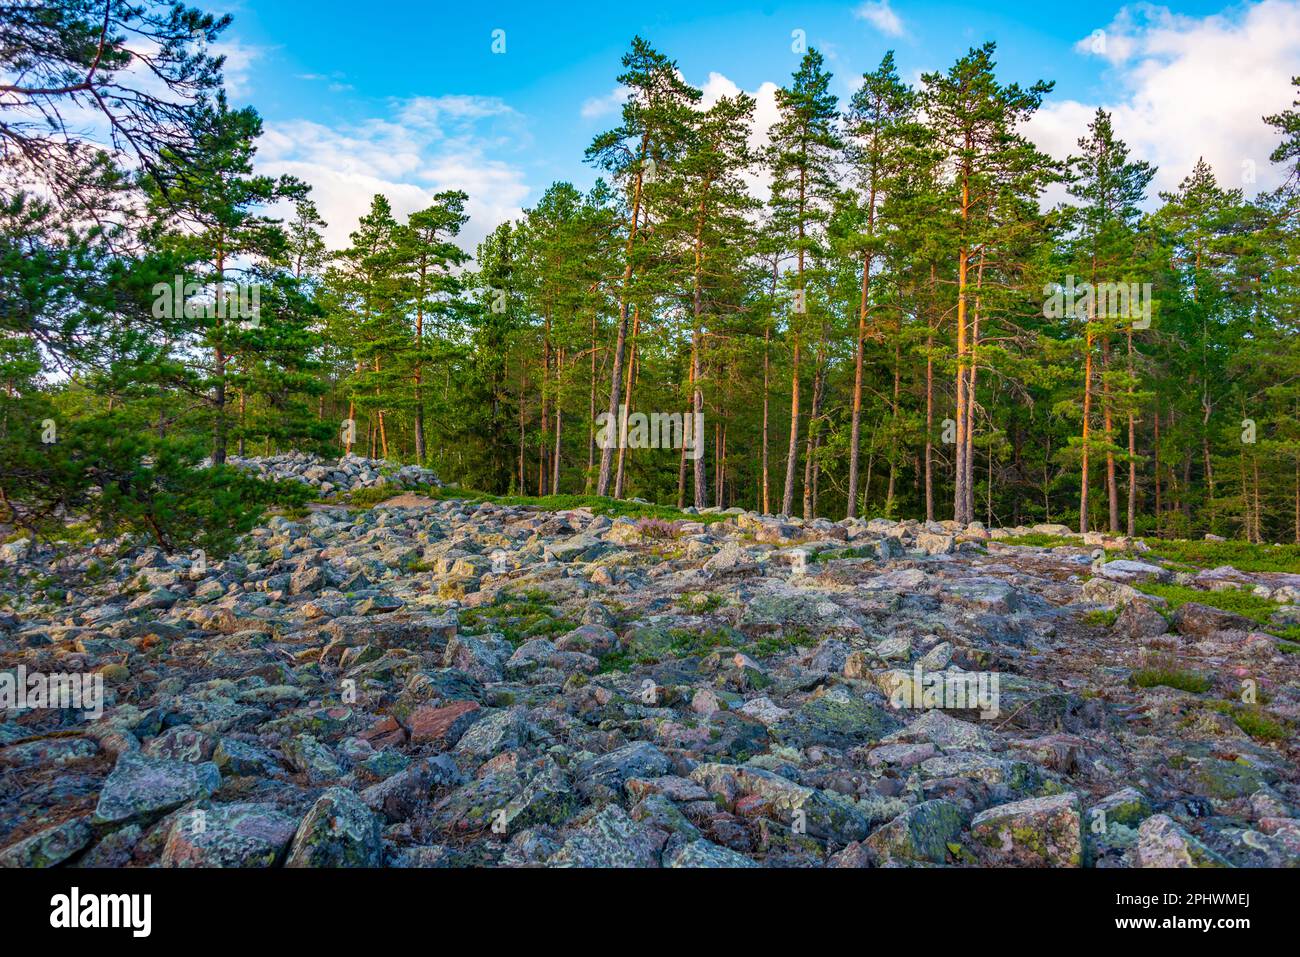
[1,455,1298,868]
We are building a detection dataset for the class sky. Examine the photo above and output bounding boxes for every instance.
[210,0,1300,253]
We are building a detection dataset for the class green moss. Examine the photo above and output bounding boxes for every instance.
[678,591,728,612]
[458,590,574,646]
[809,545,878,564]
[1083,609,1119,628]
[997,533,1092,549]
[1136,583,1280,625]
[751,627,813,658]
[1208,703,1289,742]
[1130,667,1213,693]
[1135,539,1300,574]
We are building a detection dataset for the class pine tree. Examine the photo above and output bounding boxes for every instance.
[585,37,700,497]
[402,191,470,465]
[766,48,842,517]
[147,95,307,465]
[843,51,919,518]
[1062,109,1156,534]
[922,43,1056,525]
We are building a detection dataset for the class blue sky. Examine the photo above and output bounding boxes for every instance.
[212,0,1300,251]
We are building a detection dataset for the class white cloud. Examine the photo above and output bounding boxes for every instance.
[1031,0,1300,199]
[210,40,265,101]
[854,1,906,38]
[257,95,531,256]
[580,86,630,120]
[696,72,782,201]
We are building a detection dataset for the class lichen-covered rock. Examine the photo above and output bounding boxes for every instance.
[161,802,298,867]
[93,752,221,826]
[1132,814,1229,868]
[548,805,662,868]
[285,788,383,868]
[0,818,93,868]
[667,839,760,868]
[577,742,673,796]
[361,755,462,822]
[1113,601,1170,640]
[442,633,512,682]
[1089,787,1153,829]
[971,793,1084,867]
[770,688,901,750]
[1173,602,1255,637]
[691,763,872,844]
[866,800,965,865]
[452,707,528,761]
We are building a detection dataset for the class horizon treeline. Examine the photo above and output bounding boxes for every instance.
[2,8,1299,546]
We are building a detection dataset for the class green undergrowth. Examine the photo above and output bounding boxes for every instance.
[1138,539,1300,574]
[341,483,730,525]
[1130,666,1214,693]
[996,533,1094,549]
[1135,583,1280,625]
[458,589,575,646]
[996,533,1300,574]
[1206,701,1290,742]
[808,545,877,564]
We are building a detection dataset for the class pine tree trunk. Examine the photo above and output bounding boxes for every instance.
[414,275,426,465]
[782,335,801,516]
[847,190,877,519]
[762,324,771,514]
[925,343,935,522]
[886,338,901,514]
[552,348,563,494]
[952,161,972,526]
[802,351,825,521]
[237,389,246,457]
[691,187,710,509]
[1153,406,1162,535]
[614,307,640,499]
[212,246,228,465]
[518,366,527,494]
[677,410,689,509]
[1126,328,1137,537]
[539,310,551,496]
[587,314,597,492]
[1103,339,1119,532]
[1080,318,1094,535]
[373,357,389,460]
[597,150,647,497]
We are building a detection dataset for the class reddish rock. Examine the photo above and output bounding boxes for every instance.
[358,715,407,749]
[407,701,481,747]
[735,794,773,818]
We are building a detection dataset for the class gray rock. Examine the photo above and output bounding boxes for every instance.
[93,752,221,825]
[285,788,384,868]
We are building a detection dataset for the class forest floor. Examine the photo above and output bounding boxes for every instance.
[0,453,1298,868]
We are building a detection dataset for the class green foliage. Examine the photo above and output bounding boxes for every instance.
[1207,702,1289,742]
[458,590,574,646]
[1135,583,1281,625]
[0,406,312,553]
[1137,540,1300,574]
[7,16,1300,556]
[1130,666,1213,693]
